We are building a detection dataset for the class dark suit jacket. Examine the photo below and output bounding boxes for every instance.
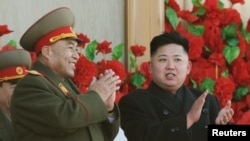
[10,61,120,141]
[0,110,14,141]
[119,81,221,141]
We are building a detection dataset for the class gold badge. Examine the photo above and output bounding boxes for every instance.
[58,83,69,96]
[16,67,23,75]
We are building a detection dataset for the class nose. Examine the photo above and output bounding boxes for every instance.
[166,60,174,70]
[72,51,79,60]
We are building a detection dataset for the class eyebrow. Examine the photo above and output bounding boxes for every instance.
[157,54,182,57]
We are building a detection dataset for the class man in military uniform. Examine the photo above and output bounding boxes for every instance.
[10,7,121,141]
[0,44,31,141]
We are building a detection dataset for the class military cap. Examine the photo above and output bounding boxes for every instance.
[0,45,31,82]
[20,7,82,54]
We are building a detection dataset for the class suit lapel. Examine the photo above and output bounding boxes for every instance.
[148,82,181,114]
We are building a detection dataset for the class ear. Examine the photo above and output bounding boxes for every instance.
[148,61,152,73]
[40,46,51,59]
[187,60,192,74]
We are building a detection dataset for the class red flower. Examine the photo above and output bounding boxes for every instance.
[182,32,204,60]
[178,10,198,23]
[231,58,250,85]
[230,0,245,5]
[0,25,13,36]
[77,33,90,49]
[236,110,250,124]
[97,59,126,86]
[246,18,250,32]
[237,32,247,58]
[231,100,248,122]
[72,56,98,93]
[214,77,235,107]
[220,8,242,30]
[167,0,180,12]
[208,53,225,66]
[203,22,224,53]
[139,61,152,89]
[189,57,216,84]
[96,40,112,55]
[1,44,16,51]
[130,45,146,57]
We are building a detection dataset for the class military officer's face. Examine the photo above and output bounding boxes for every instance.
[47,39,79,79]
[0,81,17,111]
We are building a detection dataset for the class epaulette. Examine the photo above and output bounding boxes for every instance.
[26,70,43,76]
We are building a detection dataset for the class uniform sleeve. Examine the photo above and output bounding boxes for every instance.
[10,75,108,136]
[101,104,120,141]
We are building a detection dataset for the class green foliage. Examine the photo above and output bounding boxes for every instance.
[112,43,124,60]
[221,69,229,77]
[223,45,240,64]
[199,78,215,93]
[240,25,250,43]
[189,78,197,89]
[227,38,239,46]
[7,39,17,47]
[187,23,205,36]
[192,6,206,16]
[165,6,179,30]
[233,86,249,101]
[192,0,202,6]
[218,0,225,9]
[85,40,97,61]
[131,71,146,88]
[222,24,237,40]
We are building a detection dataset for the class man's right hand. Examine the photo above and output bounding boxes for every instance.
[187,90,208,129]
[88,69,121,102]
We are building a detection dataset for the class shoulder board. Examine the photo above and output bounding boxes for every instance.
[26,70,43,76]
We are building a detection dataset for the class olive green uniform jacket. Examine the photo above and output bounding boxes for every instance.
[0,110,15,141]
[10,61,120,141]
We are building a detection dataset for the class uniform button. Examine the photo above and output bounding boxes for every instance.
[202,108,208,113]
[162,109,169,115]
[170,127,179,132]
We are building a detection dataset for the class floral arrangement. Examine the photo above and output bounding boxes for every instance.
[72,33,151,103]
[164,0,250,124]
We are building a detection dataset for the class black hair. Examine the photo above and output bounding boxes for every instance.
[150,31,189,56]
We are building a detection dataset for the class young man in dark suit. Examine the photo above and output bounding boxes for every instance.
[119,31,234,141]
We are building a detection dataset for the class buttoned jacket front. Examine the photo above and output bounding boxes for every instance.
[11,61,120,141]
[119,81,220,141]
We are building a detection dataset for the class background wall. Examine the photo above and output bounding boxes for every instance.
[0,0,125,58]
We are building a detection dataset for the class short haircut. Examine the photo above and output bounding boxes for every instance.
[150,31,189,56]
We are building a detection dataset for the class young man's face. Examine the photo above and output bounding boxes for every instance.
[149,43,192,94]
[0,81,17,110]
[47,39,79,79]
